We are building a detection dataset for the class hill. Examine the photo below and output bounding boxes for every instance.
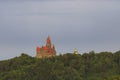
[0,51,120,80]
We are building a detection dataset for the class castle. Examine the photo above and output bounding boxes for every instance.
[36,36,56,58]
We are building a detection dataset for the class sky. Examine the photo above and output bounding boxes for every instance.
[0,0,120,60]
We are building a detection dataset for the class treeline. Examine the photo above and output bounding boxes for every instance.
[0,50,120,80]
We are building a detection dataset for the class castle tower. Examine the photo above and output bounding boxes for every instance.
[46,36,51,48]
[36,36,56,58]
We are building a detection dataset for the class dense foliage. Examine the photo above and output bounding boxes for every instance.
[0,51,120,80]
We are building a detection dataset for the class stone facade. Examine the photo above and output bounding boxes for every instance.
[36,36,56,58]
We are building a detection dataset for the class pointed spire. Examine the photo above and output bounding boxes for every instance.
[47,35,51,43]
[46,35,51,48]
[48,35,50,39]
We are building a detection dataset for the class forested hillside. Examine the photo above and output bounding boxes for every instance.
[0,51,120,80]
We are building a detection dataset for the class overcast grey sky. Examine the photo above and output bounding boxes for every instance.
[0,0,120,60]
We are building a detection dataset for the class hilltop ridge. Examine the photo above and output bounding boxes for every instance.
[0,51,120,80]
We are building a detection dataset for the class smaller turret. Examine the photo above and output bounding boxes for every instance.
[52,44,55,49]
[73,48,79,54]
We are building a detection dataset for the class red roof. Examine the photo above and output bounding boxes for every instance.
[36,47,41,51]
[43,46,48,50]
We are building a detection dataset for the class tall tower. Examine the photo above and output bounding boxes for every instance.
[46,36,51,48]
